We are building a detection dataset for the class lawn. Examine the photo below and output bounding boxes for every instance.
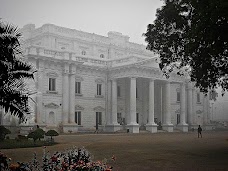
[1,130,228,171]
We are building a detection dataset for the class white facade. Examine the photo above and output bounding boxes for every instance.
[0,24,212,133]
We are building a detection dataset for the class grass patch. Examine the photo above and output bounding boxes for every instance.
[0,139,57,149]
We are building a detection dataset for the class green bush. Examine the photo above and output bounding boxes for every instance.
[0,126,11,141]
[27,128,45,143]
[45,130,59,141]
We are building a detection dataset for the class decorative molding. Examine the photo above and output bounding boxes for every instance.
[75,104,84,110]
[175,109,180,114]
[46,72,58,77]
[95,78,104,83]
[75,75,84,81]
[93,106,105,111]
[44,102,59,109]
[117,106,124,111]
[196,110,202,114]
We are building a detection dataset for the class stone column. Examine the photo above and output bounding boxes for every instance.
[192,87,196,125]
[146,78,157,133]
[62,63,69,124]
[111,79,118,125]
[162,81,173,132]
[187,83,193,126]
[69,64,76,124]
[177,82,188,132]
[36,59,44,125]
[127,77,139,133]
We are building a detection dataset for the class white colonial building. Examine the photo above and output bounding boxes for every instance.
[0,24,212,133]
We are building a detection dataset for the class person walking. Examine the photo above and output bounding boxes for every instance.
[198,125,202,138]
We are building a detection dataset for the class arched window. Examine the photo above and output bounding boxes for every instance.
[49,111,55,124]
[82,50,86,55]
[100,54,104,58]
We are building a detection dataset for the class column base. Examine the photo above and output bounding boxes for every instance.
[162,124,174,132]
[105,124,121,132]
[176,124,189,132]
[126,124,140,133]
[62,123,79,133]
[145,124,158,133]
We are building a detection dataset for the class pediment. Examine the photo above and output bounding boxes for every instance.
[175,109,180,114]
[196,110,202,114]
[95,78,104,83]
[117,106,124,111]
[46,72,58,77]
[75,104,84,110]
[93,106,105,111]
[75,75,84,82]
[44,103,59,108]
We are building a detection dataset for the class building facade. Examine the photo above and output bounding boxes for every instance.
[1,24,212,133]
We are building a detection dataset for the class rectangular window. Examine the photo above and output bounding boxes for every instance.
[75,82,81,94]
[49,78,56,91]
[177,92,180,102]
[136,113,139,124]
[117,113,122,124]
[136,87,138,98]
[197,93,200,103]
[117,86,121,97]
[96,112,102,125]
[97,84,102,96]
[75,111,81,125]
[177,114,180,124]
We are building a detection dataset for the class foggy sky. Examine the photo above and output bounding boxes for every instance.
[0,0,163,44]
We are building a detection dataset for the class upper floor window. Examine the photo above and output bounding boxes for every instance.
[117,86,121,97]
[97,84,102,96]
[49,78,56,91]
[75,82,81,94]
[197,93,201,103]
[177,92,180,102]
[100,54,104,58]
[82,50,86,55]
[136,87,138,98]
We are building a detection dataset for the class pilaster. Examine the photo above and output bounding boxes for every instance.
[69,64,76,123]
[62,63,69,124]
[36,59,44,124]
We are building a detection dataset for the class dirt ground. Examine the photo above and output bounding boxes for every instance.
[1,130,228,171]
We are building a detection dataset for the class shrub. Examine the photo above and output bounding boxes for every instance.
[0,126,11,141]
[45,130,59,141]
[27,128,45,143]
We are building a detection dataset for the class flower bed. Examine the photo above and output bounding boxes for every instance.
[0,146,114,171]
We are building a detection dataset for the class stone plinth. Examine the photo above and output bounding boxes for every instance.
[162,124,174,132]
[176,124,189,132]
[127,124,140,133]
[145,124,158,133]
[105,124,121,132]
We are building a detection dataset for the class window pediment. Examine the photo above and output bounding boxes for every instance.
[93,106,105,111]
[47,72,58,78]
[75,76,84,82]
[196,110,202,114]
[44,103,59,109]
[75,104,84,110]
[95,78,104,83]
[175,109,180,114]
